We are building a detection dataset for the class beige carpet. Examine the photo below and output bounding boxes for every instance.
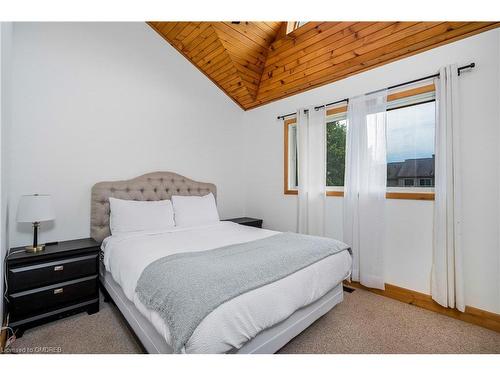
[8,289,500,354]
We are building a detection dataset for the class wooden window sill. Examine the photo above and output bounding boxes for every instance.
[284,190,435,200]
[386,192,434,200]
[326,190,344,197]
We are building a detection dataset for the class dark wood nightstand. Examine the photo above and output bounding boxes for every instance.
[5,238,100,337]
[223,217,263,228]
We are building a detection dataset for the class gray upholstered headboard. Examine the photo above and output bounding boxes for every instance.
[90,171,216,243]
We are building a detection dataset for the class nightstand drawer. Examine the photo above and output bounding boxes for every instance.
[9,275,98,321]
[8,254,98,293]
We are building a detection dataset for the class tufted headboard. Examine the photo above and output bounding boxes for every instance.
[90,171,216,243]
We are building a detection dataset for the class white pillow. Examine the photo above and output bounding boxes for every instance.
[109,197,175,235]
[171,193,220,227]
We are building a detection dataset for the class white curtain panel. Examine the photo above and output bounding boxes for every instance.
[431,64,465,312]
[297,107,326,236]
[344,91,388,290]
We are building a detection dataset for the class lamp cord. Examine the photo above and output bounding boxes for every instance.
[3,248,25,304]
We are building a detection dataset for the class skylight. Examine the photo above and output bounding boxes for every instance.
[286,21,308,34]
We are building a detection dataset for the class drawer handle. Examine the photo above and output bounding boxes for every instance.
[53,288,64,295]
[54,265,64,271]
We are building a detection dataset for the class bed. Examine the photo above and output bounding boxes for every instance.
[92,172,352,354]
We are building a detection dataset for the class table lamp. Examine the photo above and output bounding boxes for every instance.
[16,194,55,253]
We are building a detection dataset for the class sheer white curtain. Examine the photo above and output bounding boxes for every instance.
[297,106,326,236]
[343,91,387,290]
[431,64,465,312]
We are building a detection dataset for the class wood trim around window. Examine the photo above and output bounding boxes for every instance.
[326,105,348,116]
[327,191,435,200]
[386,192,435,200]
[325,190,343,197]
[387,83,435,102]
[283,117,298,195]
[283,83,437,200]
[324,83,436,117]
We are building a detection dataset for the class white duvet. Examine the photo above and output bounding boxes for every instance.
[103,221,352,353]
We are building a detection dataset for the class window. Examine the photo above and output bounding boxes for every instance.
[404,179,415,187]
[326,114,347,187]
[286,22,308,34]
[420,178,432,186]
[386,93,435,190]
[284,84,436,200]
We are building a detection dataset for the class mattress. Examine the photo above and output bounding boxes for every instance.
[102,222,352,353]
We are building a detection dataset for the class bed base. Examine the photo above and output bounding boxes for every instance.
[100,266,344,354]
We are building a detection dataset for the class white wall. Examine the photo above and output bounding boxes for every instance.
[1,22,13,325]
[3,23,499,316]
[243,29,500,314]
[7,22,246,247]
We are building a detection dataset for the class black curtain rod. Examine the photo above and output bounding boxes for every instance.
[277,62,475,120]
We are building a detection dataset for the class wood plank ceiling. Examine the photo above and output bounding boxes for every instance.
[148,22,500,110]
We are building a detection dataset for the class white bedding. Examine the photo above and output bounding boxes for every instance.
[102,221,352,353]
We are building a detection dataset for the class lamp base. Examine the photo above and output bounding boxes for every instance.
[25,244,45,253]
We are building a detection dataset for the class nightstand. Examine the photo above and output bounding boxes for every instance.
[223,217,263,228]
[5,238,100,337]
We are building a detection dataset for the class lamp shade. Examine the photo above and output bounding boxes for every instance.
[16,194,55,223]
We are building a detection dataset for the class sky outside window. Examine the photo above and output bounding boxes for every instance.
[386,101,435,163]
